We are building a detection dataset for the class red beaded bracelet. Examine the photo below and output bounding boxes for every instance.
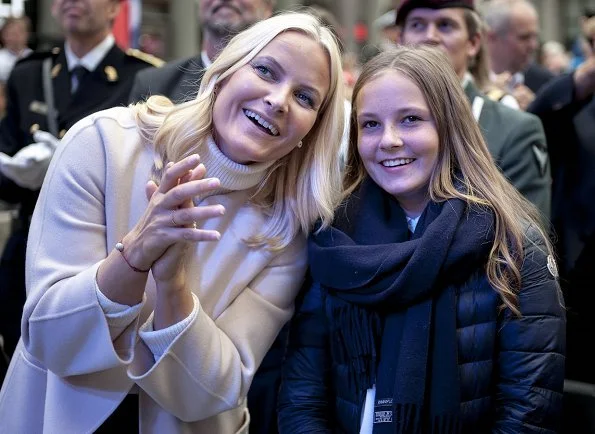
[115,242,150,273]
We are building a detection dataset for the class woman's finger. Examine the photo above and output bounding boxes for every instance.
[169,205,226,227]
[152,226,222,244]
[158,154,201,193]
[161,177,221,209]
[145,180,159,201]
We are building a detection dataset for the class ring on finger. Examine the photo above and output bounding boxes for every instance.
[192,221,197,229]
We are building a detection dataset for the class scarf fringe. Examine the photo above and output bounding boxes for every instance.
[326,298,381,392]
[394,403,422,434]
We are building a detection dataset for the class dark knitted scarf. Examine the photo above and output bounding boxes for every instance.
[308,177,495,434]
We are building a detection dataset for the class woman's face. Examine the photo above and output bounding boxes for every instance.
[356,70,439,217]
[212,31,331,164]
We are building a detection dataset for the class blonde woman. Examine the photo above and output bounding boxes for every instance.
[0,12,345,434]
[278,45,565,433]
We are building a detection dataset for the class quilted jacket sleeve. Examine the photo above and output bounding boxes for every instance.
[278,281,333,433]
[493,226,566,433]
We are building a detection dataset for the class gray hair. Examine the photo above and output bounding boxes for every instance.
[482,0,536,35]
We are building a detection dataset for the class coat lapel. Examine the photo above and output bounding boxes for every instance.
[60,45,126,129]
[52,48,72,119]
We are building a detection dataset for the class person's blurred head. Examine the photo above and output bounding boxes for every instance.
[484,0,540,74]
[51,0,121,39]
[397,0,482,79]
[583,16,595,56]
[0,16,30,53]
[539,40,569,75]
[198,0,275,39]
[136,12,346,249]
[580,7,595,35]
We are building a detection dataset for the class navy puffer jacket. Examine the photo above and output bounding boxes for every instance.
[278,229,565,433]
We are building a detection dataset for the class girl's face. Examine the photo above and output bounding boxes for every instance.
[212,31,330,164]
[356,70,439,217]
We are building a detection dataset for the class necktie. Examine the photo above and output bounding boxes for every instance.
[70,65,89,93]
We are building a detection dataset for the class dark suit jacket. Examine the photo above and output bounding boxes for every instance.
[128,55,206,104]
[527,74,592,270]
[464,81,551,219]
[528,73,595,383]
[524,62,555,94]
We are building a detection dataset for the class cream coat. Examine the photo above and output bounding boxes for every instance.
[0,107,307,433]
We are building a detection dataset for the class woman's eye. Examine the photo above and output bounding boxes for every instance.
[296,92,314,107]
[253,64,272,78]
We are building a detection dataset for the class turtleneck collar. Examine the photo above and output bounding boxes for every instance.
[195,135,275,202]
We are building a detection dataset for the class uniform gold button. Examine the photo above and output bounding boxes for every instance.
[29,123,40,134]
[59,129,67,139]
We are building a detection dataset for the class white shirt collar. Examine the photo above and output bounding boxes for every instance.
[200,50,212,68]
[64,34,115,72]
[406,215,421,233]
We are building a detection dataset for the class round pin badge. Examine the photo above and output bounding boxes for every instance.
[547,255,559,279]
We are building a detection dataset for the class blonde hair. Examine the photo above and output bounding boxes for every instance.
[131,12,345,251]
[344,45,552,315]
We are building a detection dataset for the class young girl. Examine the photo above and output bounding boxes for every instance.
[278,45,565,433]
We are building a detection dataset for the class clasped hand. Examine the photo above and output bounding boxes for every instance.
[123,154,225,283]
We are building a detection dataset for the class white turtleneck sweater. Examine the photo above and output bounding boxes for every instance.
[16,105,307,433]
[96,129,276,359]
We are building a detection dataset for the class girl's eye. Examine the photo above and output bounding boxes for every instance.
[403,115,421,124]
[362,120,379,129]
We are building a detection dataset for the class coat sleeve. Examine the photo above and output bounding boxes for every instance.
[493,227,566,433]
[497,112,551,221]
[527,73,587,119]
[21,115,138,377]
[527,73,592,192]
[127,237,307,422]
[278,281,334,433]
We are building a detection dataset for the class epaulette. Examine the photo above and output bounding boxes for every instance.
[14,47,59,66]
[126,48,165,67]
[485,88,507,102]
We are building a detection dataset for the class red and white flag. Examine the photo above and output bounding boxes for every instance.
[113,0,142,50]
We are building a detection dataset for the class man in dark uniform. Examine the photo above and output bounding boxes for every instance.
[0,0,162,371]
[128,0,274,104]
[397,0,551,219]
